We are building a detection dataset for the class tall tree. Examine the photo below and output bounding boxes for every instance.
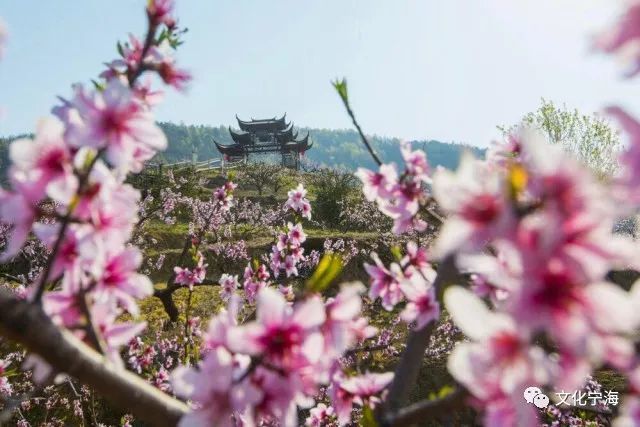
[501,99,621,177]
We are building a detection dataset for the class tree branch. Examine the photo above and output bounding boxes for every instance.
[152,205,221,321]
[33,148,105,303]
[384,255,460,412]
[333,79,383,167]
[0,290,189,426]
[380,388,468,427]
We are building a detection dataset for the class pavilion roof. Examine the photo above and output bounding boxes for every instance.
[213,132,312,155]
[236,113,289,132]
[229,127,252,145]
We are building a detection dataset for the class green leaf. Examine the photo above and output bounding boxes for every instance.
[157,28,168,44]
[91,79,105,91]
[390,245,403,262]
[360,406,378,427]
[437,384,455,398]
[116,41,124,57]
[332,78,349,103]
[306,253,343,293]
[189,244,198,262]
[428,384,455,400]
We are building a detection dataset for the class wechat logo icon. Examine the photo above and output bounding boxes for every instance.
[524,386,549,409]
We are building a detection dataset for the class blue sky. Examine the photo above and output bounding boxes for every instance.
[1,0,639,147]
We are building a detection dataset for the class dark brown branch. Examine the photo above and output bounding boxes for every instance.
[152,207,220,322]
[154,278,220,323]
[152,234,193,322]
[0,290,188,426]
[381,388,468,427]
[128,16,158,86]
[78,289,107,355]
[384,256,460,412]
[136,205,163,228]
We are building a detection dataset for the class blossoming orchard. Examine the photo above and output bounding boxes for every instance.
[2,1,640,426]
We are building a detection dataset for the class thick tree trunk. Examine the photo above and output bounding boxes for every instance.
[156,289,180,323]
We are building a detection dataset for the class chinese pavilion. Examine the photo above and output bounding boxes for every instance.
[213,114,312,170]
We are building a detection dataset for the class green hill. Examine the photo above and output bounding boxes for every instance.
[0,122,484,179]
[157,122,484,170]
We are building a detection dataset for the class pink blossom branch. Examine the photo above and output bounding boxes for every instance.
[33,11,160,304]
[0,289,189,426]
[127,14,158,86]
[33,148,104,303]
[153,207,222,321]
[384,255,460,412]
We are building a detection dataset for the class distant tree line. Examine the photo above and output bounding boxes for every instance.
[0,123,484,180]
[155,122,485,170]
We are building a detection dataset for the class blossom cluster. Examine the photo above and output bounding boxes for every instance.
[127,334,182,393]
[364,242,440,330]
[434,129,640,426]
[174,250,207,290]
[242,261,271,304]
[323,238,359,265]
[168,187,387,426]
[218,273,239,302]
[270,222,307,278]
[0,348,106,425]
[0,224,50,286]
[102,2,190,91]
[210,240,249,263]
[267,184,312,279]
[6,0,640,426]
[169,181,237,293]
[172,281,387,427]
[284,183,312,219]
[356,142,431,233]
[0,1,185,373]
[231,198,286,234]
[338,197,393,233]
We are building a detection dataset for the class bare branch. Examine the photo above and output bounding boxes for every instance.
[333,79,383,167]
[381,388,468,427]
